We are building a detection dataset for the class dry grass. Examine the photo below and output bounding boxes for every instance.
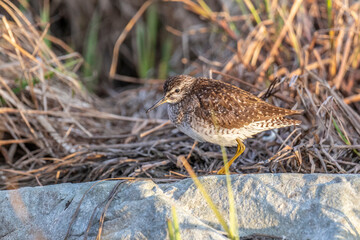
[0,0,360,190]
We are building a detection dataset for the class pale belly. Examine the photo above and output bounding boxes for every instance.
[177,122,240,146]
[174,116,282,147]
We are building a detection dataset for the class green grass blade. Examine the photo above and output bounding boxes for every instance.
[136,22,148,78]
[332,119,360,157]
[83,11,100,77]
[158,37,172,79]
[147,5,158,45]
[220,146,239,240]
[278,7,301,66]
[197,0,213,16]
[136,5,160,78]
[235,0,253,29]
[171,206,181,240]
[167,206,181,240]
[82,10,101,91]
[264,0,271,20]
[181,157,237,239]
[236,0,248,15]
[40,0,51,48]
[146,5,158,76]
[167,218,175,240]
[242,0,262,25]
[327,0,332,29]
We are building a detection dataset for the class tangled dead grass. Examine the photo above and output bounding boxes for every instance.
[0,0,360,189]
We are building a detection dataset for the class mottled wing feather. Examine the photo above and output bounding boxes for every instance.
[192,78,300,129]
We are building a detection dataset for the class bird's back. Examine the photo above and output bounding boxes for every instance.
[191,78,301,128]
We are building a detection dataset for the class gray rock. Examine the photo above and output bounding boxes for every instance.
[0,174,359,239]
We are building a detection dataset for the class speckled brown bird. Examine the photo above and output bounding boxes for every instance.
[147,75,302,174]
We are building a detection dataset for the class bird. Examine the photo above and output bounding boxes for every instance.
[146,75,302,174]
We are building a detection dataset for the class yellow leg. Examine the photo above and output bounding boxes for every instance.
[217,139,245,175]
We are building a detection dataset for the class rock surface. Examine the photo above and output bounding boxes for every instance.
[0,174,359,240]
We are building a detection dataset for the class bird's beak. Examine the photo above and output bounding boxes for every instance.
[146,96,167,113]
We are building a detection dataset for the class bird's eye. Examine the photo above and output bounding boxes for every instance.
[175,88,180,93]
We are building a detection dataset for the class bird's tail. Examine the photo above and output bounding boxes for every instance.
[288,109,304,115]
[271,117,301,128]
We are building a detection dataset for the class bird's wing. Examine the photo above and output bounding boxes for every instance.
[192,78,299,129]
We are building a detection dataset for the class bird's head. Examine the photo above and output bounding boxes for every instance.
[146,75,196,113]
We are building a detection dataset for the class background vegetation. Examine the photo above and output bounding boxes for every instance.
[0,0,359,190]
